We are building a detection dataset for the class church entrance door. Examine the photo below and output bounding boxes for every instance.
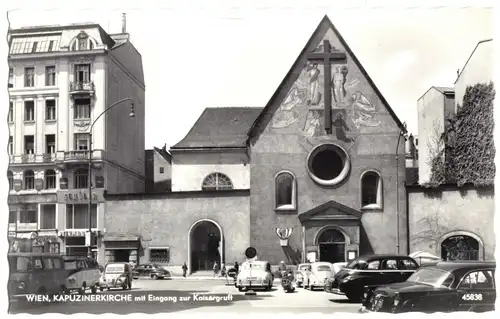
[317,228,346,263]
[189,220,222,273]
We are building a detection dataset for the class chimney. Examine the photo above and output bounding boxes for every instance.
[162,143,167,151]
[409,134,416,158]
[122,13,126,33]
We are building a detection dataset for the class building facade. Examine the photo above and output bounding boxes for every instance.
[105,16,410,272]
[7,20,146,261]
[145,145,172,193]
[408,38,495,261]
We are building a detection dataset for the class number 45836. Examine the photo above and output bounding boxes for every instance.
[462,293,483,301]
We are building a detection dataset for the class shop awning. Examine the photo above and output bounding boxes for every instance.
[103,233,140,242]
[15,232,36,239]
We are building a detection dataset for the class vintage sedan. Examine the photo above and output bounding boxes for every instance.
[132,263,171,280]
[324,262,348,293]
[63,256,100,294]
[236,261,273,292]
[304,262,333,290]
[327,254,419,302]
[295,263,311,287]
[360,261,496,313]
[99,262,133,290]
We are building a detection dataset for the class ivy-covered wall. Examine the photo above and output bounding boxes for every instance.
[428,82,495,187]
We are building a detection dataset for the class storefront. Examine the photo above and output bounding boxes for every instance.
[103,233,142,266]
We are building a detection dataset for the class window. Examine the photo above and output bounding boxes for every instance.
[366,260,380,270]
[400,258,419,270]
[74,64,90,83]
[24,101,35,121]
[40,204,56,229]
[9,211,17,223]
[8,171,14,190]
[45,134,56,154]
[24,67,35,87]
[459,270,495,290]
[8,101,14,122]
[381,259,398,270]
[24,135,34,154]
[23,170,35,190]
[65,204,97,229]
[274,171,296,210]
[74,134,90,151]
[9,68,14,87]
[31,42,38,53]
[45,100,56,120]
[8,136,13,155]
[45,66,56,86]
[44,169,56,189]
[53,257,62,269]
[74,99,91,119]
[78,38,87,50]
[361,171,383,209]
[201,172,233,191]
[20,208,37,223]
[306,143,350,186]
[74,168,89,189]
[43,257,53,269]
[48,40,55,52]
[159,167,164,174]
[150,248,170,263]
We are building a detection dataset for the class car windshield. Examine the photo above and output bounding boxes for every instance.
[242,263,265,271]
[316,265,331,271]
[64,261,77,270]
[152,264,164,270]
[105,264,125,274]
[9,256,35,272]
[299,265,310,271]
[407,268,454,288]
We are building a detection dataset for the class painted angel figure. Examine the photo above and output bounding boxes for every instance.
[306,62,321,105]
[303,110,322,138]
[350,91,381,127]
[271,85,305,129]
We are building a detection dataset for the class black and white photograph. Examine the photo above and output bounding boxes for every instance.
[2,0,498,316]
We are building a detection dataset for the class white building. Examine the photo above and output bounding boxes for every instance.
[7,17,146,261]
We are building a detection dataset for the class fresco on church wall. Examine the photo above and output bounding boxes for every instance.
[270,39,382,141]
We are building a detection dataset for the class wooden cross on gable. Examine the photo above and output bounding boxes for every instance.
[307,40,347,134]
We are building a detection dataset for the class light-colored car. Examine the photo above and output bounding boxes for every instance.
[99,262,133,291]
[236,260,273,292]
[295,263,311,287]
[64,257,100,294]
[331,262,348,276]
[304,262,332,290]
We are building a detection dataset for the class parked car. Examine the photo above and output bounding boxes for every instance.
[8,252,67,302]
[236,260,273,292]
[295,263,311,287]
[360,261,496,313]
[63,256,100,294]
[409,251,441,266]
[132,264,171,280]
[304,262,332,290]
[324,262,348,293]
[327,254,419,302]
[99,262,133,291]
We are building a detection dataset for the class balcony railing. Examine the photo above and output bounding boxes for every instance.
[9,223,38,232]
[63,149,105,162]
[42,153,57,163]
[69,81,95,94]
[8,151,104,165]
[21,154,36,163]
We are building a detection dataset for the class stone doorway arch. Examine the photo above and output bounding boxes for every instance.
[187,219,224,274]
[314,225,350,263]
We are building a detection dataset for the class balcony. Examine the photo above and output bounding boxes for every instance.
[69,81,95,96]
[10,222,38,232]
[60,150,105,166]
[9,154,56,166]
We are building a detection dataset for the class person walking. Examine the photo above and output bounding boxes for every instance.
[182,262,188,277]
[213,261,220,277]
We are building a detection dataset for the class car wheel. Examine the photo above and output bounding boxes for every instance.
[152,274,158,280]
[99,286,104,292]
[122,281,128,290]
[238,287,243,292]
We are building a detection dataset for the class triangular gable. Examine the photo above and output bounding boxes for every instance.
[247,15,407,144]
[298,200,362,223]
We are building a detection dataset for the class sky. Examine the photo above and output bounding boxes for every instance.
[4,0,495,149]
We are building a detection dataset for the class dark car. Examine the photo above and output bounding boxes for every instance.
[132,263,171,280]
[360,261,496,314]
[326,254,419,302]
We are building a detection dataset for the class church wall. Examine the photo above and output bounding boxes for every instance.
[248,25,407,265]
[408,184,495,261]
[171,151,250,191]
[104,192,250,272]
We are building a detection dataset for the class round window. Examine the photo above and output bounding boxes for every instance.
[306,143,350,186]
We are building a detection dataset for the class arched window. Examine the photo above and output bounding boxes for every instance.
[23,170,35,190]
[201,173,233,191]
[45,169,57,189]
[74,168,89,189]
[7,171,13,190]
[274,171,297,210]
[361,171,383,209]
[70,31,95,51]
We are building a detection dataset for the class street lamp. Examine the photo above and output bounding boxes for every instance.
[395,122,407,255]
[87,98,136,258]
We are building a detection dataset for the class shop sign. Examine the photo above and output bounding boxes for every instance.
[57,190,104,203]
[58,230,101,237]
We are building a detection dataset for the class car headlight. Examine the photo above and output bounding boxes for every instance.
[393,294,401,306]
[17,282,25,290]
[68,276,76,283]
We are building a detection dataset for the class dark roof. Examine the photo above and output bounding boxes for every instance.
[248,15,407,142]
[405,167,419,185]
[153,146,171,163]
[454,39,493,84]
[171,107,263,149]
[432,261,496,272]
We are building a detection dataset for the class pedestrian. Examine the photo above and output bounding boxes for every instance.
[220,262,226,277]
[234,261,239,273]
[279,261,287,272]
[213,261,220,277]
[182,262,188,277]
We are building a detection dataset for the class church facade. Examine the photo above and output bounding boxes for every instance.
[104,16,409,273]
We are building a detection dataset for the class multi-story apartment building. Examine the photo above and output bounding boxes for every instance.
[7,17,146,262]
